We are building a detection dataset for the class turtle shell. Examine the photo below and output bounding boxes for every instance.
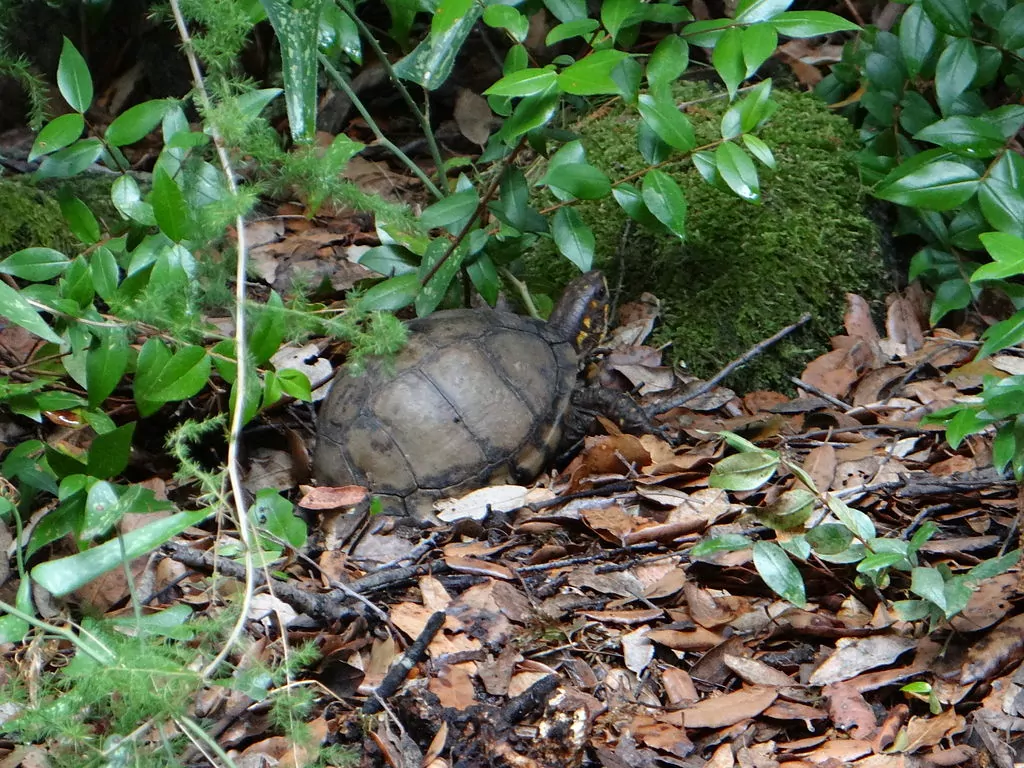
[313,308,578,518]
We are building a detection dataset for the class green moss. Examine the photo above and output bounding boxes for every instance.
[526,85,890,392]
[0,178,76,257]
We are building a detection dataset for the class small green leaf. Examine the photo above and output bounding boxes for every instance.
[716,141,760,201]
[709,449,779,491]
[29,113,85,161]
[612,183,665,230]
[736,0,792,23]
[151,167,189,243]
[826,494,876,540]
[741,24,778,78]
[935,37,978,115]
[979,311,1024,359]
[647,34,689,91]
[57,37,93,113]
[922,0,972,36]
[59,196,100,244]
[914,116,1004,156]
[743,135,776,168]
[34,138,103,179]
[249,292,286,366]
[0,282,61,343]
[276,368,313,401]
[758,488,816,531]
[978,152,1024,237]
[134,340,211,416]
[432,0,473,36]
[910,566,947,610]
[875,159,980,210]
[502,87,559,138]
[420,189,479,230]
[929,277,973,324]
[111,175,157,226]
[806,523,854,555]
[359,273,419,311]
[546,19,600,45]
[558,49,629,96]
[483,68,558,97]
[753,541,806,607]
[899,2,937,77]
[712,27,745,98]
[641,169,687,238]
[483,5,529,42]
[637,93,695,151]
[691,534,753,557]
[769,10,860,36]
[87,422,136,480]
[86,327,129,408]
[551,207,595,271]
[105,99,174,147]
[999,2,1024,47]
[0,248,71,281]
[32,508,210,597]
[81,480,122,540]
[542,163,611,200]
[601,0,642,42]
[973,232,1024,281]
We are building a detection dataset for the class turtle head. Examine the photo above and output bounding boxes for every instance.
[546,271,609,354]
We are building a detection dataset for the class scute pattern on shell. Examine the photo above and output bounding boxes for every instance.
[313,308,579,518]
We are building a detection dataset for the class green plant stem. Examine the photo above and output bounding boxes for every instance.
[168,0,257,681]
[333,6,448,193]
[317,54,444,200]
[499,268,541,320]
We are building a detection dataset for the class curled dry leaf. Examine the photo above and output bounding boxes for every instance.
[298,484,367,509]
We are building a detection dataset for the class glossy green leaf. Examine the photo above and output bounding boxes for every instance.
[910,566,947,609]
[637,93,695,151]
[32,508,209,597]
[502,87,560,138]
[712,27,745,98]
[759,488,816,531]
[979,152,1024,237]
[57,37,93,113]
[602,0,642,42]
[544,0,587,23]
[612,183,665,230]
[742,24,778,78]
[899,2,937,77]
[359,274,419,312]
[716,141,760,201]
[29,113,84,161]
[935,37,978,115]
[806,523,854,555]
[250,489,308,549]
[709,449,779,490]
[111,175,157,226]
[87,422,135,480]
[690,534,753,557]
[34,138,103,179]
[416,239,464,316]
[753,541,806,607]
[59,196,100,244]
[432,0,473,36]
[973,232,1024,281]
[929,277,973,324]
[914,116,1004,156]
[641,3,694,23]
[0,282,61,343]
[999,2,1024,47]
[0,248,70,281]
[736,0,792,23]
[743,134,776,168]
[358,245,417,277]
[647,35,689,91]
[641,169,687,238]
[558,49,629,95]
[105,99,174,146]
[979,311,1024,359]
[249,292,286,366]
[546,19,600,45]
[152,167,191,243]
[542,163,611,200]
[276,368,312,401]
[86,328,129,408]
[875,159,980,210]
[81,480,122,540]
[769,10,860,36]
[483,5,529,42]
[484,68,558,97]
[420,189,479,230]
[134,340,211,416]
[922,0,972,36]
[551,207,595,271]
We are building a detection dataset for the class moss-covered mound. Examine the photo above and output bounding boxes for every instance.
[526,85,890,393]
[0,178,77,257]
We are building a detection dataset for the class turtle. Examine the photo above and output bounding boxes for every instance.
[313,271,621,519]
